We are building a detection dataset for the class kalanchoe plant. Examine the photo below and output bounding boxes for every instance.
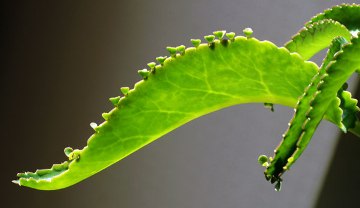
[14,4,360,191]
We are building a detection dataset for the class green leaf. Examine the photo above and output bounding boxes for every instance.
[14,4,360,191]
[285,19,351,60]
[15,36,326,190]
[337,89,360,131]
[265,37,350,184]
[308,4,360,35]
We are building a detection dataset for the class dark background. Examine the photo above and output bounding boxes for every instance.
[2,1,360,207]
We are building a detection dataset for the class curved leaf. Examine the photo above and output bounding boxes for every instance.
[264,37,349,187]
[14,4,360,191]
[308,3,360,35]
[285,5,360,136]
[285,19,351,60]
[15,36,326,190]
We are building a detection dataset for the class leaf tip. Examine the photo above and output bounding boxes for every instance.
[12,180,20,186]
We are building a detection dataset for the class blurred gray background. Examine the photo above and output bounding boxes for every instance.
[2,0,360,207]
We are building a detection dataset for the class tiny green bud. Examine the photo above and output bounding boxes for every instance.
[109,96,120,106]
[16,173,26,177]
[243,27,253,38]
[120,87,130,95]
[102,112,110,120]
[204,35,215,43]
[258,155,269,166]
[156,56,166,65]
[138,69,150,79]
[225,32,235,40]
[166,47,177,57]
[176,45,186,55]
[213,30,226,39]
[147,62,156,69]
[68,149,81,161]
[191,39,201,47]
[64,147,74,157]
[90,122,98,130]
